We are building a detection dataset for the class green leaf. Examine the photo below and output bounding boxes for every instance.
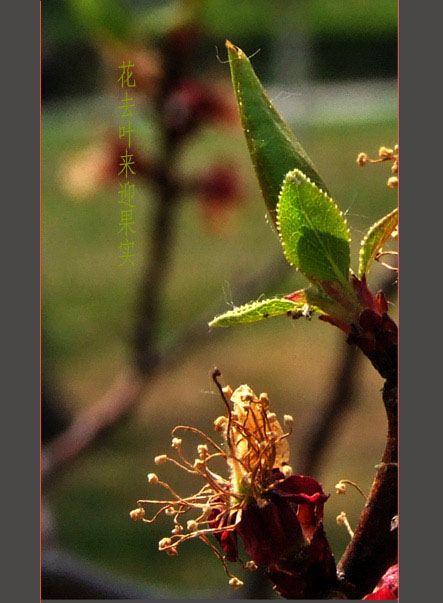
[209,298,311,327]
[226,41,327,226]
[277,169,351,290]
[358,208,398,278]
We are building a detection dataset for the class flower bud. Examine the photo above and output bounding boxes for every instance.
[281,465,293,478]
[158,537,172,550]
[335,481,347,495]
[213,416,227,432]
[336,512,347,526]
[357,152,368,166]
[267,412,277,422]
[166,547,178,556]
[197,444,209,459]
[222,385,233,399]
[172,524,183,535]
[245,560,258,571]
[147,473,159,484]
[129,507,145,521]
[154,454,168,465]
[187,520,199,532]
[379,146,394,158]
[229,577,244,589]
[387,176,398,188]
[283,414,294,428]
[165,506,176,516]
[171,438,182,449]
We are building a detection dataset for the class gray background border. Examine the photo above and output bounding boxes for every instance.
[30,0,429,600]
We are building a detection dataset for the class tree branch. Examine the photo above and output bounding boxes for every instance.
[41,254,290,489]
[337,378,397,598]
[336,286,398,597]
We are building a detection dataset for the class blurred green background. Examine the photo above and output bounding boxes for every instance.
[42,0,397,597]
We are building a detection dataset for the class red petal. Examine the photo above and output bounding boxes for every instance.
[375,290,388,314]
[208,507,239,562]
[363,564,398,600]
[363,585,397,600]
[238,497,304,566]
[271,475,329,505]
[319,314,352,334]
[352,275,380,314]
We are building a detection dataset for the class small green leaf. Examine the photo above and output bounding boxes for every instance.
[209,298,310,327]
[358,208,398,278]
[226,41,327,226]
[277,169,351,291]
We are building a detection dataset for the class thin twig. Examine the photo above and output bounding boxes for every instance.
[41,255,290,488]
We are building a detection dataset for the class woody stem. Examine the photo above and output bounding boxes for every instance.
[337,352,398,597]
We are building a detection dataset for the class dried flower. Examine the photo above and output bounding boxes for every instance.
[131,372,331,591]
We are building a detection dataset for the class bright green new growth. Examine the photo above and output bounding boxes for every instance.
[226,41,327,226]
[208,298,310,327]
[358,208,398,278]
[277,169,351,290]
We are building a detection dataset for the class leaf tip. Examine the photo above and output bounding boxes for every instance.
[225,40,243,59]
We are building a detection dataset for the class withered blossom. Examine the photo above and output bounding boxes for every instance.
[130,372,337,596]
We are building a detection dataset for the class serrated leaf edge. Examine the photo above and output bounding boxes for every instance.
[276,169,352,291]
[358,207,399,278]
[209,297,309,328]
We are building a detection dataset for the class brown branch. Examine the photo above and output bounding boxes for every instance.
[42,27,192,488]
[301,274,397,477]
[41,254,290,489]
[335,277,398,597]
[337,377,398,598]
[133,140,179,374]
